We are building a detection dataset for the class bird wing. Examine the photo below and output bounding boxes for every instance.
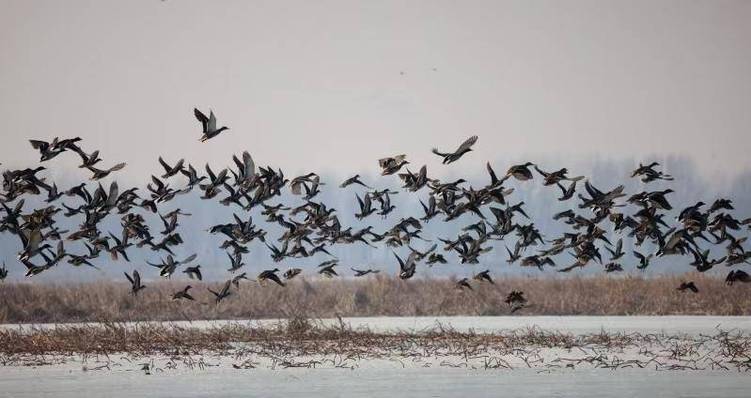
[431,148,449,157]
[393,252,405,269]
[194,108,208,129]
[221,280,232,295]
[158,157,171,172]
[242,151,255,177]
[486,162,499,185]
[355,194,365,211]
[208,111,217,131]
[106,182,119,207]
[180,253,198,264]
[455,135,478,153]
[109,163,127,172]
[205,164,217,181]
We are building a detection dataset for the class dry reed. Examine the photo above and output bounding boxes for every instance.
[1,273,749,324]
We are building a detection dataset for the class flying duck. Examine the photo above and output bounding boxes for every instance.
[431,135,478,164]
[194,108,229,142]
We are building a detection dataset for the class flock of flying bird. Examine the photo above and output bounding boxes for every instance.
[1,108,750,311]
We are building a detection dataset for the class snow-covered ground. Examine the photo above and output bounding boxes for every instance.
[2,316,750,397]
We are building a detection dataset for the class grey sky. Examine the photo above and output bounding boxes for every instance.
[1,0,750,182]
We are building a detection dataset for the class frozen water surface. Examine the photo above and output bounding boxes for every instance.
[2,316,749,397]
[4,315,751,334]
[1,367,749,398]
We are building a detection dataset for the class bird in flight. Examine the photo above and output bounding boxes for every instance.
[432,135,478,164]
[194,108,229,142]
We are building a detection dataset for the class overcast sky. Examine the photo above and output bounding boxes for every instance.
[1,0,750,182]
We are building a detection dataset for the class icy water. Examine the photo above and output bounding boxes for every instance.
[6,315,751,334]
[2,316,750,397]
[1,367,748,398]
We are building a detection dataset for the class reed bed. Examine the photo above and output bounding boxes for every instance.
[1,273,749,324]
[1,318,750,372]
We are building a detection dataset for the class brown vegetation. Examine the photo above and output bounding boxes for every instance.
[1,273,749,324]
[1,319,750,372]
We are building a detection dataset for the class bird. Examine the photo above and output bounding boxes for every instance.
[283,268,302,280]
[431,135,478,164]
[124,270,145,295]
[605,238,624,261]
[183,265,202,280]
[505,291,527,313]
[631,162,673,183]
[226,252,245,272]
[258,268,285,287]
[604,262,623,273]
[231,273,249,288]
[172,285,195,300]
[351,267,380,277]
[426,252,447,265]
[677,281,699,293]
[394,251,418,279]
[456,278,473,290]
[87,162,127,180]
[0,262,7,281]
[726,270,750,285]
[473,270,494,284]
[355,193,377,220]
[340,175,371,189]
[556,181,577,201]
[318,263,338,278]
[76,149,101,169]
[194,108,229,142]
[506,245,522,264]
[506,162,535,181]
[158,157,185,178]
[378,155,409,175]
[534,166,583,186]
[29,137,82,162]
[208,280,232,303]
[633,250,653,270]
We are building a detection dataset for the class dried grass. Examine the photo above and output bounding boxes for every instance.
[1,273,749,324]
[1,318,750,372]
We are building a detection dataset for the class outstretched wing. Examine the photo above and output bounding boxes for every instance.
[29,140,50,151]
[431,148,449,157]
[208,111,217,131]
[455,135,478,153]
[194,108,208,132]
[180,253,198,264]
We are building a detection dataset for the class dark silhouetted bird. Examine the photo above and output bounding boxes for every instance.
[432,135,478,164]
[194,108,229,142]
[124,270,145,295]
[677,281,699,293]
[172,285,195,300]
